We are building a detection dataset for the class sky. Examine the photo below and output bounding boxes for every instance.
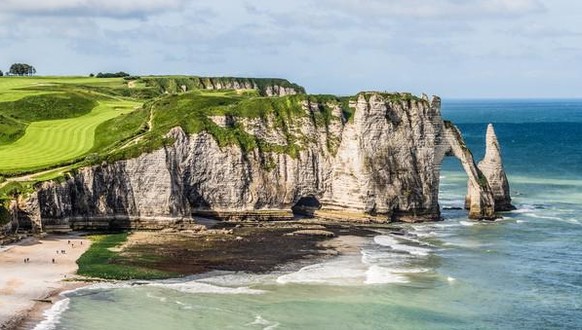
[0,0,580,98]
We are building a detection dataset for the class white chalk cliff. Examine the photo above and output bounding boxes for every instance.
[14,92,513,231]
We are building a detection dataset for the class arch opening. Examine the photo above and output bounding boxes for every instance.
[436,153,472,222]
[292,196,321,218]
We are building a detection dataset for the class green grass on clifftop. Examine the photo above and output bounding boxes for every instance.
[0,75,416,181]
[104,92,349,162]
[0,76,311,176]
[0,99,137,174]
[0,77,146,175]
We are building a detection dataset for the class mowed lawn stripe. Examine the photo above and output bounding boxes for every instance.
[0,103,132,166]
[0,100,138,172]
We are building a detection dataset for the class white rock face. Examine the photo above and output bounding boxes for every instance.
[442,123,496,220]
[194,78,303,96]
[18,92,508,229]
[477,124,514,211]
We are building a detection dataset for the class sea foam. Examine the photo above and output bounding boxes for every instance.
[276,258,365,285]
[246,315,280,330]
[33,298,70,330]
[373,235,432,256]
[364,265,409,284]
[150,280,266,295]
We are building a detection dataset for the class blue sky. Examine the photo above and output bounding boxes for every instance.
[0,0,580,98]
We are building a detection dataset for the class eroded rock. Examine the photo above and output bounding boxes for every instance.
[478,124,514,211]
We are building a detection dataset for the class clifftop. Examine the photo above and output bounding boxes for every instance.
[140,76,306,96]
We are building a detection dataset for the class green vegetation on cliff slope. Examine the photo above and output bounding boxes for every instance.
[0,76,311,177]
[102,92,349,163]
[0,75,428,185]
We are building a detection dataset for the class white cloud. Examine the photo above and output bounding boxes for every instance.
[317,0,546,19]
[1,0,581,98]
[0,0,187,17]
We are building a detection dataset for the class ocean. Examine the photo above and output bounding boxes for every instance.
[35,99,582,330]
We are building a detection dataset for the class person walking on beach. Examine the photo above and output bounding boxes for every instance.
[52,258,55,263]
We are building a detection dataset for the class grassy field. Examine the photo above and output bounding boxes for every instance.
[0,99,138,173]
[0,76,124,102]
[0,77,142,175]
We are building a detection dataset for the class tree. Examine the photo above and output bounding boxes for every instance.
[96,71,130,78]
[0,70,3,77]
[9,63,36,76]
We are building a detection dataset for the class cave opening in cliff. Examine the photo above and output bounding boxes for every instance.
[292,196,321,218]
[439,156,469,212]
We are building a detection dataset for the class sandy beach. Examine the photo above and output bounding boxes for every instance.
[0,234,90,329]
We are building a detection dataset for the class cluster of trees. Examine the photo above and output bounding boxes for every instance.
[91,71,130,78]
[0,63,37,76]
[7,63,36,76]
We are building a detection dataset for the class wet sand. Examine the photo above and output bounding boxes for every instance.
[0,235,90,329]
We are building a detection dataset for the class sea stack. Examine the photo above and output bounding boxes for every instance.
[478,124,514,211]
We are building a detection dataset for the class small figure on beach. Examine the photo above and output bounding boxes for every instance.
[52,258,55,263]
[56,250,59,254]
[67,240,70,244]
[61,249,66,254]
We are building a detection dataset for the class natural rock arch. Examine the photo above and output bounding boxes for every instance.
[436,122,513,219]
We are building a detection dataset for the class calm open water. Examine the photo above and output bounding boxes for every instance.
[36,99,582,330]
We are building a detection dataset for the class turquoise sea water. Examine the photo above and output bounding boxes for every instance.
[36,100,582,330]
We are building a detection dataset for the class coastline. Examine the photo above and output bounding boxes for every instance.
[3,221,394,329]
[0,234,91,330]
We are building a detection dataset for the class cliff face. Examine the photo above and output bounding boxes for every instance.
[17,93,511,230]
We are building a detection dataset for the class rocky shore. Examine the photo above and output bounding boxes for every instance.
[92,219,393,276]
